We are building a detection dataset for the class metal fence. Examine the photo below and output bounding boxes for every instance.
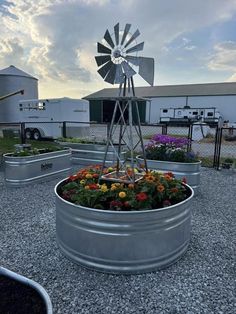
[0,121,236,169]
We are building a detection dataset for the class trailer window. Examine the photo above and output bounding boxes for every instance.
[193,111,198,115]
[38,102,45,110]
[201,111,204,115]
[207,112,213,117]
[19,102,46,111]
[162,109,168,113]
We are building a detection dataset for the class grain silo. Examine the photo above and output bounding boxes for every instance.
[0,65,38,122]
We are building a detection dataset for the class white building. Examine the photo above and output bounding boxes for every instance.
[85,82,236,124]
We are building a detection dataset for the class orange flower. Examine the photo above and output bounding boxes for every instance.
[164,174,172,181]
[145,175,155,182]
[171,187,178,193]
[85,173,93,179]
[166,172,174,178]
[128,183,134,189]
[157,184,165,193]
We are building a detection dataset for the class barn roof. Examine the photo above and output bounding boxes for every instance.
[84,82,236,99]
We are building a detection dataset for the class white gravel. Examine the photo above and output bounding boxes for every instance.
[0,167,235,314]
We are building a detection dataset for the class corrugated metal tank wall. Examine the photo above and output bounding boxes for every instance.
[0,66,38,122]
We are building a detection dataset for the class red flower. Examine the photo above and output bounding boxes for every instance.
[136,192,148,201]
[110,200,122,209]
[88,183,99,190]
[124,201,130,208]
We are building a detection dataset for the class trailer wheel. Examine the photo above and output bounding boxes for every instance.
[25,128,32,140]
[32,129,41,140]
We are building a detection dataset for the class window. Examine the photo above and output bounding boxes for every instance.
[207,112,213,117]
[163,109,168,113]
[38,102,45,110]
[193,111,198,115]
[19,102,46,111]
[201,111,204,115]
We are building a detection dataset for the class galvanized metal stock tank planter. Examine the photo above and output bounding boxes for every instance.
[55,180,194,274]
[57,141,126,166]
[4,148,72,187]
[0,266,52,314]
[136,156,201,195]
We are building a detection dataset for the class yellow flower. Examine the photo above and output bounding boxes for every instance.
[85,185,90,190]
[111,184,117,191]
[100,184,108,192]
[85,173,93,179]
[119,191,126,198]
[80,179,85,185]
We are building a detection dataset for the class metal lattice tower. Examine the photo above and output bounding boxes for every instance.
[95,23,155,183]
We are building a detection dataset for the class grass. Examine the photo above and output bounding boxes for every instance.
[0,137,59,155]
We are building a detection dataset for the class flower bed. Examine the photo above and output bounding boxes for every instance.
[55,165,194,274]
[57,138,126,166]
[137,134,201,194]
[4,147,72,187]
[58,165,190,211]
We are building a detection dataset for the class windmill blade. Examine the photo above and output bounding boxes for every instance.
[121,61,136,78]
[104,29,115,49]
[125,55,140,66]
[114,23,119,45]
[126,42,144,54]
[138,57,155,86]
[104,63,117,84]
[97,42,112,54]
[121,23,131,45]
[95,55,111,67]
[114,64,125,84]
[124,29,140,48]
[97,60,113,78]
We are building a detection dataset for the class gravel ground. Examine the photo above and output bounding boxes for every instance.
[0,167,235,314]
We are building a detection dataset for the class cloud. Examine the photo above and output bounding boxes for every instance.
[227,73,236,82]
[208,41,236,71]
[0,37,24,66]
[1,0,236,97]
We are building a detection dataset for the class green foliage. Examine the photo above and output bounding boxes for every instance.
[59,165,190,211]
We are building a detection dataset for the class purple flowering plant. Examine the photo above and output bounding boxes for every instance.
[145,134,199,163]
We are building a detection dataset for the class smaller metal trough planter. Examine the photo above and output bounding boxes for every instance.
[136,156,201,195]
[4,148,72,187]
[55,180,194,274]
[57,141,126,166]
[0,266,52,314]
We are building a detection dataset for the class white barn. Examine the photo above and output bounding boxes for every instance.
[85,82,236,124]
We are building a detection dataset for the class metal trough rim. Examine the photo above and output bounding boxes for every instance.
[0,266,53,314]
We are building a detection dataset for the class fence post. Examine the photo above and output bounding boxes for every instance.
[187,124,193,152]
[20,122,26,144]
[62,121,67,138]
[162,124,167,135]
[107,122,110,139]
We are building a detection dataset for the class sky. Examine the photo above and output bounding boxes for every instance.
[1,0,236,99]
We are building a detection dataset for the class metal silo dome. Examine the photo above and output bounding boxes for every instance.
[0,65,38,121]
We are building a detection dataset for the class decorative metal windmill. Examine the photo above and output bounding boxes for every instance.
[95,23,155,183]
